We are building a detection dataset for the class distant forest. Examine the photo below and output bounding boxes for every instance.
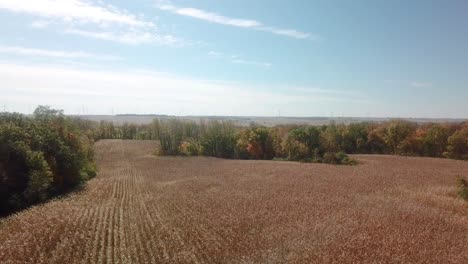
[93,116,468,163]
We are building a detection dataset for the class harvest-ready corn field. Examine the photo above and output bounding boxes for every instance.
[1,140,467,263]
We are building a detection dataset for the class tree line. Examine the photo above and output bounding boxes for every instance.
[0,106,96,216]
[92,118,468,163]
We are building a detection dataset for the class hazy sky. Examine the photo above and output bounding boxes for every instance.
[1,0,467,117]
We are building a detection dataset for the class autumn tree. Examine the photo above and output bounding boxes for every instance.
[320,123,343,153]
[383,120,416,154]
[422,124,449,157]
[0,106,96,215]
[342,123,369,153]
[367,125,387,154]
[446,126,468,160]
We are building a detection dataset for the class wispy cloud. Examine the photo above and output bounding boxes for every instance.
[0,45,121,60]
[0,0,153,27]
[158,3,316,40]
[0,0,184,46]
[231,59,272,68]
[208,51,272,68]
[256,27,312,39]
[161,6,261,28]
[64,29,182,46]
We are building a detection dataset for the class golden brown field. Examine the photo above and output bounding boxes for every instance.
[1,140,467,264]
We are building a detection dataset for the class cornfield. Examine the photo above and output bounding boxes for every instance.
[0,140,467,263]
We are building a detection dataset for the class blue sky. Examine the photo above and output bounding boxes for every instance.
[1,0,467,117]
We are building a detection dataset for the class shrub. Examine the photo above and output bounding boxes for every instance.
[336,151,357,165]
[180,140,201,156]
[322,151,356,165]
[457,178,468,201]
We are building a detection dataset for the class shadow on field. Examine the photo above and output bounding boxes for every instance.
[0,183,89,219]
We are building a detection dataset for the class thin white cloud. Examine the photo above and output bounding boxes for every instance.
[0,0,185,46]
[257,26,312,39]
[0,0,153,27]
[64,29,182,46]
[0,45,121,60]
[208,51,272,68]
[0,62,362,116]
[158,3,315,40]
[231,59,272,68]
[163,6,261,28]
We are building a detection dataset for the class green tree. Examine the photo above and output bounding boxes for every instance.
[1,106,96,215]
[383,120,415,154]
[422,124,449,157]
[446,127,468,160]
[342,123,369,153]
[367,125,387,154]
[158,119,185,155]
[200,121,237,158]
[320,123,343,153]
